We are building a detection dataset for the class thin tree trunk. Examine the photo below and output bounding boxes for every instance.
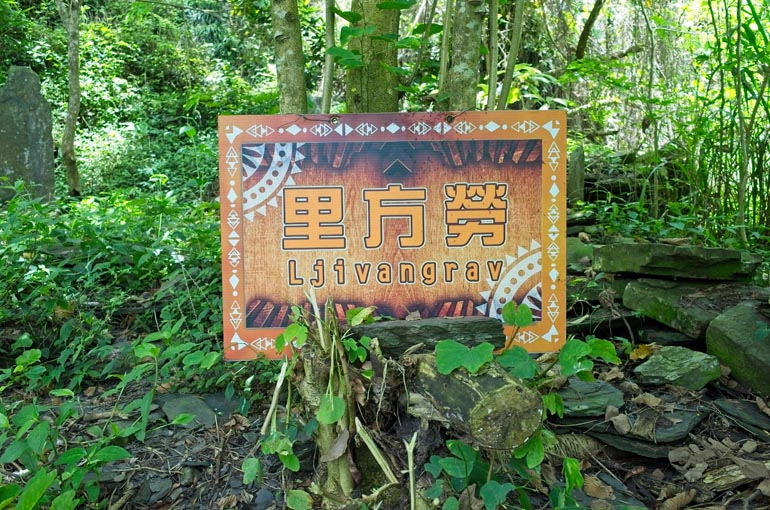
[442,0,486,110]
[271,0,308,113]
[437,0,454,93]
[734,0,749,245]
[57,0,81,196]
[321,0,335,113]
[345,0,400,112]
[485,0,498,110]
[496,0,524,110]
[574,0,604,60]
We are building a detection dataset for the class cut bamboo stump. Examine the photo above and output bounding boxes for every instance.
[403,353,543,450]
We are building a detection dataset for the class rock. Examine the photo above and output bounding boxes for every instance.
[351,316,505,358]
[622,279,719,339]
[567,237,594,275]
[203,392,240,420]
[594,243,761,280]
[407,353,542,449]
[633,346,721,390]
[707,302,770,395]
[0,66,54,201]
[712,399,770,441]
[558,378,625,417]
[641,325,698,346]
[567,145,585,205]
[253,488,276,510]
[160,394,217,428]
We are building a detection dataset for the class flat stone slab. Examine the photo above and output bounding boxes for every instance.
[633,346,721,390]
[558,378,625,417]
[622,279,718,339]
[593,242,761,280]
[622,279,768,340]
[351,316,505,358]
[707,302,770,395]
[160,394,217,428]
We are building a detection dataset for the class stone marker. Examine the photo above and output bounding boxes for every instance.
[633,345,721,390]
[594,242,761,280]
[0,66,54,201]
[707,301,770,395]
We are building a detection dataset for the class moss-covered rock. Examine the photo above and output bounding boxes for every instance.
[707,302,770,395]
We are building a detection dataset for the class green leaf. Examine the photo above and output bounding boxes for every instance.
[332,7,362,23]
[558,339,593,378]
[425,480,444,499]
[93,445,132,463]
[515,435,545,469]
[0,413,9,429]
[279,452,300,472]
[439,456,471,478]
[316,394,346,424]
[286,489,313,510]
[283,323,308,349]
[442,497,460,510]
[562,457,583,492]
[435,341,494,374]
[170,413,196,425]
[50,489,77,510]
[0,484,21,509]
[200,352,221,370]
[480,480,515,510]
[55,447,87,467]
[412,22,443,36]
[339,26,376,45]
[16,349,41,367]
[242,457,262,485]
[497,346,539,379]
[542,393,564,418]
[395,36,421,49]
[16,469,56,510]
[501,301,533,328]
[446,440,477,463]
[376,0,416,9]
[50,388,75,398]
[182,351,204,367]
[26,421,51,454]
[586,337,620,365]
[425,455,444,477]
[346,306,377,326]
[134,342,160,360]
[0,439,28,464]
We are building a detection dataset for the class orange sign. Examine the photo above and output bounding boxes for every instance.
[218,111,566,360]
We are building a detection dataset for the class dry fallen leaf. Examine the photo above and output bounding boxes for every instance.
[405,309,421,321]
[583,475,614,499]
[632,392,662,408]
[684,462,708,482]
[605,405,620,420]
[741,440,758,454]
[756,397,770,418]
[601,366,625,382]
[578,232,592,243]
[757,478,770,497]
[218,494,239,510]
[630,343,656,361]
[659,489,696,510]
[609,413,632,435]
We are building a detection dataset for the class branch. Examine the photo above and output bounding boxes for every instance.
[574,0,604,60]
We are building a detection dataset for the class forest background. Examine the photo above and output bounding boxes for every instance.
[0,0,769,506]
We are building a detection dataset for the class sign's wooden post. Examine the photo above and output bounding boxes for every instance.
[218,111,566,360]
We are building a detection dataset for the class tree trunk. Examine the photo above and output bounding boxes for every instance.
[405,353,543,450]
[344,0,400,112]
[574,0,604,60]
[57,0,81,196]
[441,0,486,110]
[271,0,308,113]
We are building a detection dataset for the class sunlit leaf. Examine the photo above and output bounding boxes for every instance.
[316,394,346,424]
